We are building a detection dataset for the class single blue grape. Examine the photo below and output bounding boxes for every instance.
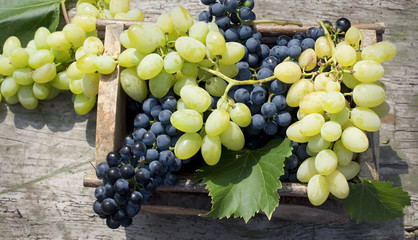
[256,67,273,80]
[104,183,116,198]
[142,131,156,146]
[114,179,130,195]
[271,94,287,110]
[252,31,262,41]
[95,186,106,201]
[245,37,261,53]
[250,114,266,130]
[156,135,171,151]
[142,98,159,115]
[261,102,277,118]
[276,35,291,46]
[161,96,177,111]
[201,0,216,5]
[135,167,150,185]
[198,10,212,23]
[225,28,239,42]
[293,32,306,41]
[158,109,172,125]
[131,141,146,157]
[296,143,310,160]
[150,122,165,136]
[223,0,239,13]
[101,198,118,215]
[159,150,175,166]
[132,128,147,141]
[301,38,315,51]
[270,80,287,95]
[237,25,253,40]
[106,167,121,184]
[215,15,231,30]
[245,52,259,68]
[263,121,278,136]
[133,113,150,129]
[275,111,292,127]
[120,164,135,179]
[96,162,109,179]
[165,123,179,137]
[209,2,225,17]
[149,161,163,176]
[236,67,252,80]
[288,46,302,59]
[145,148,159,162]
[287,39,301,47]
[123,135,134,147]
[93,200,105,216]
[236,61,249,70]
[118,146,131,160]
[124,202,141,218]
[129,191,143,206]
[169,157,182,172]
[257,44,270,60]
[233,88,250,103]
[112,209,127,222]
[250,86,267,105]
[114,192,128,205]
[261,56,279,71]
[238,7,252,21]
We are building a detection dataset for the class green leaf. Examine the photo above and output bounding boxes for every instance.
[340,178,411,223]
[0,0,61,50]
[195,138,293,222]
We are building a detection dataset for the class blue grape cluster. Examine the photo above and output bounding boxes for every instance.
[92,93,186,229]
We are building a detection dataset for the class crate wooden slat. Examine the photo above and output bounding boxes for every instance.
[83,21,382,224]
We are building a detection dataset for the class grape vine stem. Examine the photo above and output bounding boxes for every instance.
[60,0,70,25]
[246,19,303,27]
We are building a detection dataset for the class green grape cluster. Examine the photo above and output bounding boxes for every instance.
[277,22,396,206]
[76,0,144,21]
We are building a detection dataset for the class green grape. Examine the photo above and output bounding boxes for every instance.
[51,49,71,63]
[341,126,369,153]
[315,36,332,58]
[120,67,148,102]
[75,47,86,60]
[173,76,197,96]
[120,48,145,68]
[50,71,70,90]
[32,63,56,84]
[375,41,397,62]
[333,140,353,167]
[109,0,129,15]
[335,44,356,67]
[25,40,38,55]
[300,113,325,137]
[353,83,385,108]
[76,54,99,73]
[10,47,29,68]
[81,72,100,97]
[313,73,332,91]
[128,23,165,54]
[325,80,341,92]
[4,94,19,105]
[307,174,329,206]
[67,62,85,80]
[296,108,309,121]
[149,70,173,98]
[350,106,381,132]
[3,36,21,57]
[205,109,230,136]
[157,12,175,34]
[18,84,38,110]
[330,107,349,126]
[205,77,227,97]
[0,55,16,76]
[175,36,206,63]
[164,52,184,74]
[361,44,385,63]
[189,22,209,44]
[70,79,83,94]
[176,98,189,110]
[315,149,338,176]
[126,9,144,21]
[307,134,330,153]
[94,55,116,74]
[371,101,390,118]
[275,62,302,84]
[286,121,310,143]
[171,109,203,133]
[34,27,50,50]
[299,91,326,114]
[219,42,245,65]
[321,91,345,114]
[298,48,317,71]
[218,63,238,78]
[83,36,104,55]
[286,79,314,107]
[13,67,33,85]
[46,31,72,51]
[119,30,133,49]
[220,121,245,151]
[337,161,360,180]
[352,60,384,83]
[32,82,51,100]
[1,77,20,98]
[72,14,97,33]
[76,2,99,17]
[341,71,360,89]
[325,170,349,199]
[296,157,318,183]
[175,132,202,159]
[28,49,54,69]
[181,62,199,78]
[206,31,226,56]
[74,93,96,115]
[76,0,96,7]
[321,121,342,142]
[216,96,235,112]
[45,86,61,101]
[137,53,164,79]
[201,135,222,166]
[180,85,211,112]
[170,6,194,35]
[345,27,363,49]
[207,22,219,32]
[229,103,251,127]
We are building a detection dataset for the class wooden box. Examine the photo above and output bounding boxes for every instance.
[83,20,384,224]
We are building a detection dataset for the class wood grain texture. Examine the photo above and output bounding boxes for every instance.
[0,0,416,239]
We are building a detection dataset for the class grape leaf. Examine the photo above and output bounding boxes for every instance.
[340,178,411,223]
[0,0,61,49]
[195,138,293,222]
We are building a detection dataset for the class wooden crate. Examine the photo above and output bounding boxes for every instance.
[83,20,384,224]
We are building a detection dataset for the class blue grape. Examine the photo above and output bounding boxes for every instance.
[225,28,239,42]
[104,183,116,198]
[201,0,216,5]
[161,96,177,111]
[223,0,239,12]
[285,155,299,169]
[256,67,273,80]
[149,161,163,176]
[301,38,315,51]
[119,145,131,159]
[315,27,325,39]
[95,186,106,201]
[215,15,230,30]
[96,162,109,179]
[145,148,159,162]
[209,2,225,17]
[245,37,261,53]
[287,39,301,47]
[293,32,306,41]
[257,44,270,60]
[271,94,287,110]
[135,167,151,185]
[237,25,253,39]
[121,218,133,228]
[158,109,172,125]
[323,20,333,28]
[114,192,128,205]
[198,10,212,23]
[296,143,310,160]
[150,105,162,119]
[159,150,175,166]
[275,111,292,127]
[123,135,134,147]
[165,123,179,136]
[276,46,289,61]
[248,101,261,114]
[288,46,301,59]
[336,18,351,33]
[133,113,150,129]
[236,61,249,70]
[252,31,262,41]
[129,191,143,206]
[238,7,252,21]
[250,114,266,130]
[276,35,290,46]
[106,167,121,184]
[230,12,240,24]
[263,121,278,135]
[169,157,182,172]
[112,209,127,222]
[142,98,159,115]
[261,102,277,118]
[236,67,252,80]
[101,198,118,215]
[170,135,180,147]
[107,151,121,167]
[270,80,287,95]
[142,131,156,146]
[114,179,130,195]
[156,134,171,151]
[150,122,165,136]
[131,141,146,157]
[250,86,267,105]
[93,200,105,216]
[306,27,318,39]
[261,56,278,70]
[120,164,135,179]
[233,88,250,103]
[245,53,259,68]
[145,178,158,192]
[245,124,262,135]
[124,202,141,218]
[132,128,147,141]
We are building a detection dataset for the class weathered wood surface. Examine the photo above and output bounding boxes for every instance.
[0,0,417,239]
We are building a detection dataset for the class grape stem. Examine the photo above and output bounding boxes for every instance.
[245,19,303,27]
[96,0,107,19]
[60,0,70,25]
[198,66,276,86]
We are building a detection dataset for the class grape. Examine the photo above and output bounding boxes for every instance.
[136,53,164,80]
[149,70,172,98]
[345,26,363,49]
[314,73,332,92]
[205,109,230,136]
[10,47,29,68]
[321,91,345,113]
[3,36,21,57]
[94,55,116,74]
[298,48,317,71]
[180,85,211,113]
[170,7,194,35]
[163,52,183,74]
[350,106,381,132]
[0,55,16,76]
[299,113,325,137]
[74,94,96,115]
[72,14,97,33]
[174,36,206,63]
[205,77,227,97]
[299,91,326,114]
[286,121,310,143]
[157,12,175,34]
[229,103,251,127]
[250,114,266,130]
[296,157,318,183]
[34,27,50,50]
[70,79,83,94]
[219,42,245,65]
[307,134,330,153]
[296,108,309,121]
[352,60,384,83]
[4,94,19,105]
[32,63,57,84]
[181,62,199,77]
[361,44,385,63]
[77,54,99,73]
[47,31,71,51]
[274,61,302,84]
[28,49,54,69]
[260,102,277,118]
[13,67,33,85]
[275,111,292,127]
[250,86,267,105]
[1,77,20,98]
[333,139,353,167]
[120,67,148,102]
[201,135,222,166]
[170,109,203,133]
[218,63,239,78]
[330,107,349,126]
[320,121,342,142]
[109,0,129,15]
[335,44,356,67]
[18,84,38,110]
[353,83,385,108]
[83,36,104,55]
[188,22,209,44]
[81,72,100,97]
[128,23,165,54]
[337,161,360,180]
[126,9,145,21]
[271,95,286,110]
[325,170,349,199]
[33,82,51,100]
[119,30,133,49]
[341,71,360,89]
[77,2,99,17]
[341,126,369,153]
[286,78,314,107]
[307,174,329,206]
[206,31,226,56]
[371,101,390,118]
[375,41,397,62]
[314,149,338,176]
[220,121,245,151]
[336,18,351,32]
[315,36,332,58]
[175,132,202,159]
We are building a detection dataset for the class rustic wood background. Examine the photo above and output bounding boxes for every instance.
[0,0,416,239]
